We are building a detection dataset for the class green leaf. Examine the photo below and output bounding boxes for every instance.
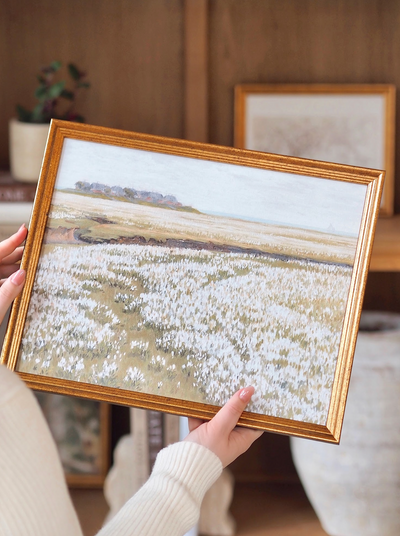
[61,89,74,100]
[47,80,66,99]
[30,103,47,123]
[16,105,32,122]
[37,75,46,84]
[34,84,48,101]
[50,60,62,72]
[77,81,90,89]
[68,63,81,81]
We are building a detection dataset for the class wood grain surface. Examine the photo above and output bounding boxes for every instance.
[0,0,184,167]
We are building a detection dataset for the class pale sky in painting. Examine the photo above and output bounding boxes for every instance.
[55,138,368,236]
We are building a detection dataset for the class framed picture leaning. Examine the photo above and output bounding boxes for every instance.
[234,83,395,216]
[35,393,110,487]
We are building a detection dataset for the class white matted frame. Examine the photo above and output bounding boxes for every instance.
[234,84,395,217]
[1,120,384,443]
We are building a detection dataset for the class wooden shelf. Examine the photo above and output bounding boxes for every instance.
[370,215,400,271]
[70,482,327,536]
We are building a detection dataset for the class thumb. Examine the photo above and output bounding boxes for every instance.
[0,270,26,324]
[211,386,255,435]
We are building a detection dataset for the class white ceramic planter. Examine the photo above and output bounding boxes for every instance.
[9,118,50,182]
[290,311,400,536]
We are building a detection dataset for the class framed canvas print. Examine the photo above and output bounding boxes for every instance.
[1,120,384,443]
[34,393,110,487]
[234,84,395,217]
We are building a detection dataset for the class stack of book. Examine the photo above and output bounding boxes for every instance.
[0,171,35,241]
[104,408,181,523]
[131,409,180,478]
[0,171,37,203]
[131,410,199,536]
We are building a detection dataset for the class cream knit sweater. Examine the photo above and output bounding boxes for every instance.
[0,365,222,536]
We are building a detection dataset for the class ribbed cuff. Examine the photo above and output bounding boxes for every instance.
[153,441,223,505]
[97,441,223,536]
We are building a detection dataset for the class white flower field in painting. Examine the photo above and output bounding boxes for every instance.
[18,242,352,424]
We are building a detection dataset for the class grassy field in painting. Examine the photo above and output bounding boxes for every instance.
[47,191,358,265]
[17,190,356,424]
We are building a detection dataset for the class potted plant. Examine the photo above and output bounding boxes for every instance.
[9,61,90,182]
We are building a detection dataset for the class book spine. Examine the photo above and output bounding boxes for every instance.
[130,408,150,486]
[163,413,180,447]
[0,185,36,202]
[179,418,199,536]
[147,410,164,470]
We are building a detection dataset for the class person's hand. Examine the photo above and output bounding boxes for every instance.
[0,224,27,324]
[184,386,263,467]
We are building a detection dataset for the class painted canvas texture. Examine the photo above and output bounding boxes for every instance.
[17,139,367,426]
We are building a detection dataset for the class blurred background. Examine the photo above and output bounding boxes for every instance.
[1,1,400,535]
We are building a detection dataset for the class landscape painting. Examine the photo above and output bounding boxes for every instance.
[14,134,369,428]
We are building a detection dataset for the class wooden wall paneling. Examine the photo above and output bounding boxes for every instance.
[208,0,400,212]
[0,0,184,169]
[184,0,209,142]
[363,272,400,313]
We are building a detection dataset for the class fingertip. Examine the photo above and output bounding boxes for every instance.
[9,269,26,286]
[238,386,255,404]
[15,223,27,238]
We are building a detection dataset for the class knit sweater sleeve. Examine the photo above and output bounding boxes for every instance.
[0,364,83,536]
[97,441,223,536]
[0,363,223,536]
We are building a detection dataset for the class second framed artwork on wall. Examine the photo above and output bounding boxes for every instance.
[234,84,396,217]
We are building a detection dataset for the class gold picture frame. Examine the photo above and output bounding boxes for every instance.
[234,83,395,217]
[1,120,384,443]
